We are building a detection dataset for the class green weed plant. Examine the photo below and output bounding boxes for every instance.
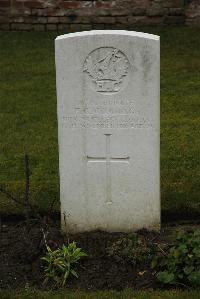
[41,242,87,287]
[152,230,200,287]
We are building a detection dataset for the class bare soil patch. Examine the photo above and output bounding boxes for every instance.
[0,218,199,290]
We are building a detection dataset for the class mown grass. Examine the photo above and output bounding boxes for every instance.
[0,27,199,216]
[0,289,200,299]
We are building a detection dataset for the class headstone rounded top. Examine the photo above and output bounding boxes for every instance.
[55,30,159,42]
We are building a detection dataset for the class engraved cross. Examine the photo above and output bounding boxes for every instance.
[87,134,129,204]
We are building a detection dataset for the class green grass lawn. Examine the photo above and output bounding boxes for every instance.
[0,289,200,299]
[0,27,199,217]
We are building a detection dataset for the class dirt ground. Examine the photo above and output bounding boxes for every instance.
[0,217,199,290]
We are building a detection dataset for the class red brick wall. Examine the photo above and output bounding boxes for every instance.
[0,0,199,31]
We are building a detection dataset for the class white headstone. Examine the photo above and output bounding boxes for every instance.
[55,30,160,233]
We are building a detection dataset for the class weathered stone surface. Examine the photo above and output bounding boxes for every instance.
[55,30,160,233]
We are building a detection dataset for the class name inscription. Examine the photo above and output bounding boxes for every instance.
[62,115,152,129]
[61,98,153,129]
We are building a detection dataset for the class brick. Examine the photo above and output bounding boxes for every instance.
[59,16,75,23]
[12,16,24,22]
[93,23,105,29]
[71,8,96,17]
[42,0,57,8]
[169,8,185,16]
[48,16,59,23]
[24,1,44,9]
[132,8,147,16]
[79,23,93,30]
[0,8,10,16]
[0,15,10,22]
[127,16,149,25]
[61,1,81,9]
[31,8,46,16]
[163,0,185,8]
[117,0,148,10]
[164,15,185,24]
[32,8,66,17]
[70,23,92,31]
[106,23,128,30]
[69,23,93,32]
[10,7,31,16]
[33,23,45,31]
[46,23,57,30]
[78,16,92,23]
[12,0,23,8]
[129,15,164,26]
[73,8,110,17]
[0,23,10,29]
[57,23,63,30]
[93,8,111,16]
[26,16,47,23]
[94,1,113,9]
[91,16,115,24]
[147,3,166,16]
[58,23,71,31]
[80,1,93,9]
[145,16,164,25]
[110,9,131,16]
[24,8,31,15]
[116,17,128,24]
[186,17,200,26]
[11,23,32,30]
[59,16,92,24]
[62,9,79,16]
[69,23,82,32]
[0,1,10,7]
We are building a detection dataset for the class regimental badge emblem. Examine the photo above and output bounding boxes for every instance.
[83,47,130,93]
